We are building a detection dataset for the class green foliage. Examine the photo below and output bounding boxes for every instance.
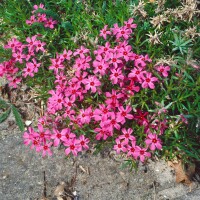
[11,105,25,132]
[0,98,24,131]
[170,33,192,55]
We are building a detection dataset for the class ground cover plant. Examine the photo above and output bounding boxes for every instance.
[0,0,200,168]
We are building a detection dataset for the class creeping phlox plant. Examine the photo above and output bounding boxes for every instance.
[0,4,171,162]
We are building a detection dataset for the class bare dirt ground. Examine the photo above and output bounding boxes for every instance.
[0,113,200,200]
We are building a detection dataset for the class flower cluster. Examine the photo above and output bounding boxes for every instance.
[0,5,170,161]
[1,35,46,88]
[26,3,57,29]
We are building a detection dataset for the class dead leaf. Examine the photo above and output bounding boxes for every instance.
[168,160,195,186]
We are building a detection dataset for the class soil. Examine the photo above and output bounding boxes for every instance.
[0,113,200,200]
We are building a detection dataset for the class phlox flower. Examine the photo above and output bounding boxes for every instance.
[99,25,111,40]
[60,49,73,61]
[33,3,45,11]
[4,38,22,52]
[51,129,63,147]
[49,58,64,74]
[124,18,137,29]
[23,62,35,78]
[124,81,140,97]
[109,53,122,68]
[118,128,136,144]
[48,90,64,111]
[119,45,133,62]
[37,13,47,23]
[104,112,121,132]
[35,40,46,52]
[26,15,37,25]
[93,104,111,122]
[23,127,36,146]
[128,67,144,82]
[156,65,170,77]
[26,35,37,50]
[40,142,53,157]
[111,23,120,35]
[105,89,124,100]
[134,109,149,126]
[132,54,146,68]
[37,124,51,142]
[141,72,158,89]
[64,138,81,156]
[82,75,101,93]
[94,42,111,55]
[60,128,76,143]
[127,141,139,159]
[12,51,26,63]
[116,27,132,40]
[145,133,162,151]
[93,55,109,75]
[73,46,90,58]
[7,76,21,88]
[71,71,88,84]
[110,68,124,84]
[44,17,57,29]
[78,135,90,150]
[95,127,111,140]
[113,138,127,154]
[78,108,91,124]
[63,106,75,118]
[135,146,151,162]
[117,106,134,124]
[73,56,91,71]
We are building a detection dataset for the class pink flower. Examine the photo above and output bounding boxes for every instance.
[116,27,132,40]
[156,65,170,77]
[37,124,51,142]
[78,108,91,124]
[83,75,101,93]
[113,138,127,154]
[23,127,36,146]
[23,62,35,77]
[7,76,21,88]
[40,142,53,157]
[95,127,111,140]
[141,72,158,89]
[118,128,136,143]
[110,68,124,84]
[145,133,162,151]
[117,106,134,124]
[127,141,138,159]
[124,18,137,29]
[74,46,89,58]
[51,129,63,147]
[64,139,81,156]
[135,146,151,162]
[128,67,144,82]
[93,55,109,75]
[44,17,57,29]
[35,40,46,52]
[26,15,37,25]
[4,38,22,52]
[60,128,76,143]
[99,25,111,39]
[109,53,122,68]
[12,51,26,63]
[78,135,90,150]
[37,13,47,23]
[104,112,121,132]
[26,35,37,50]
[49,58,64,73]
[60,49,72,61]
